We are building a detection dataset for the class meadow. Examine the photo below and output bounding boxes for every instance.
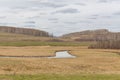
[0,45,120,80]
[0,41,92,46]
[0,74,120,80]
[0,32,120,80]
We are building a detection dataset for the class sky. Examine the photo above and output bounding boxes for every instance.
[0,0,120,36]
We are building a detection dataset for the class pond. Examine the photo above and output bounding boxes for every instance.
[50,51,76,58]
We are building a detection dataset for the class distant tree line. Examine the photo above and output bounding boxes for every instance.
[75,33,120,42]
[0,26,52,37]
[89,40,120,49]
[62,29,120,42]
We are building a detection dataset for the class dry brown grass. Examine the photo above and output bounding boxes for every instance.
[0,46,85,56]
[0,46,120,75]
[0,46,53,56]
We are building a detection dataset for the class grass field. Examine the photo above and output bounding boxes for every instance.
[0,46,120,74]
[0,74,120,80]
[0,32,119,80]
[0,41,92,46]
[0,45,120,80]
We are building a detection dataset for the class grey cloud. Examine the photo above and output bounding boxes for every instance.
[98,0,108,3]
[28,13,46,19]
[88,17,97,19]
[98,0,119,3]
[28,15,41,19]
[0,22,16,26]
[24,21,36,27]
[39,13,47,15]
[102,16,111,18]
[24,21,36,24]
[51,21,58,23]
[29,1,67,8]
[11,6,41,12]
[6,7,29,14]
[87,14,100,20]
[79,21,93,23]
[91,14,99,17]
[26,13,46,20]
[11,6,29,10]
[51,0,65,2]
[64,22,78,24]
[24,24,36,27]
[40,2,66,8]
[0,22,7,25]
[75,3,86,6]
[88,14,99,19]
[0,16,6,19]
[48,18,58,21]
[53,8,80,14]
[48,18,59,23]
[113,12,120,15]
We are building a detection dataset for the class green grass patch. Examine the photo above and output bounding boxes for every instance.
[0,41,92,46]
[0,74,120,80]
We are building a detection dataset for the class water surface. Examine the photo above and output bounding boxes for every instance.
[0,51,76,58]
[51,51,76,58]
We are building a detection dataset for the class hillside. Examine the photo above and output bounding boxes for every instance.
[0,26,50,37]
[0,31,55,42]
[0,26,57,42]
[0,27,120,42]
[62,29,120,41]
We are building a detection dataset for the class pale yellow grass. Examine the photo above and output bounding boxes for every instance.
[0,46,53,56]
[0,46,85,56]
[0,46,120,75]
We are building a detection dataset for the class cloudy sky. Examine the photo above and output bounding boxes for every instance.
[0,0,120,36]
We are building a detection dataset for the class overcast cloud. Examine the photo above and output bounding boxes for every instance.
[0,0,120,36]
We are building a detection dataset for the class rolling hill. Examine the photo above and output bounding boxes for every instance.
[0,26,55,42]
[0,26,50,37]
[62,29,120,41]
[0,26,120,42]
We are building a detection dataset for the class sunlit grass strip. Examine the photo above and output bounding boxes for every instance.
[0,74,120,80]
[0,41,92,46]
